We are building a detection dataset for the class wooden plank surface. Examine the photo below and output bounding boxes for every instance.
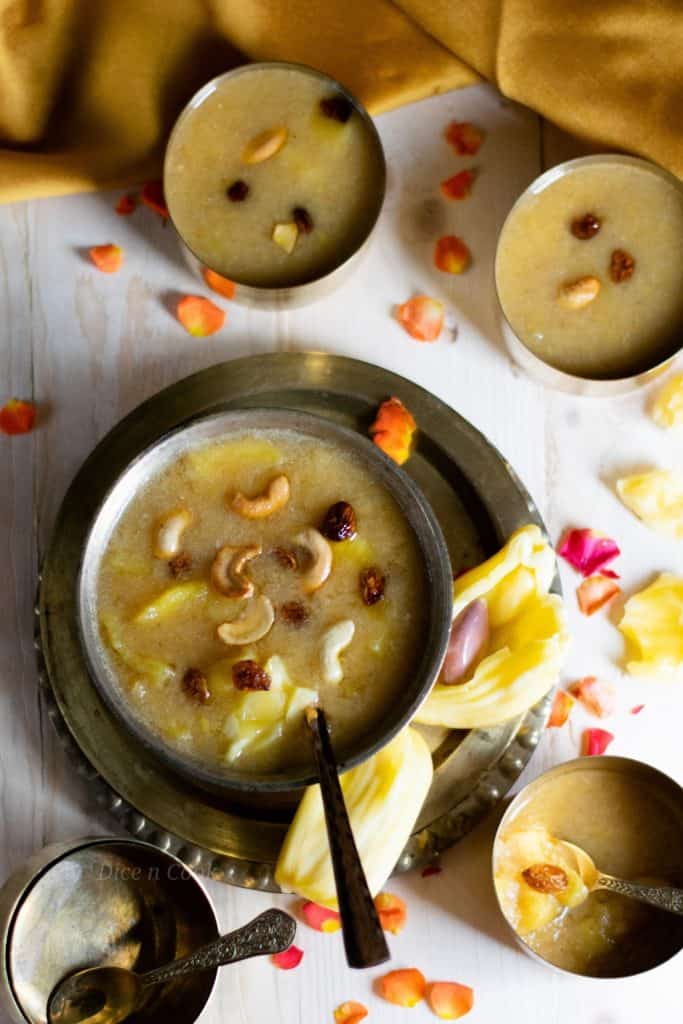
[1,84,681,1023]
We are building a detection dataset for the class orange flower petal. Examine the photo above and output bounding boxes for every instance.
[176,295,225,337]
[427,982,475,1020]
[440,169,474,200]
[379,968,426,1008]
[547,689,575,728]
[89,244,123,273]
[334,1001,368,1024]
[570,677,616,718]
[202,267,237,300]
[301,900,341,933]
[583,727,614,756]
[115,193,136,216]
[444,122,484,156]
[397,295,444,342]
[576,575,620,616]
[272,945,303,970]
[141,180,169,219]
[434,236,470,275]
[369,397,417,466]
[374,892,407,935]
[0,398,36,435]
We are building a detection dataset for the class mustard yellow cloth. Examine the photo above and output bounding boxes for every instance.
[0,0,680,203]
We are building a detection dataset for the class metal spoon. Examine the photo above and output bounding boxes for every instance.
[559,839,683,915]
[305,705,389,969]
[47,907,296,1024]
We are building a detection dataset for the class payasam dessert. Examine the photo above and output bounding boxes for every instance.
[494,765,683,976]
[164,64,384,288]
[96,431,428,775]
[496,158,683,379]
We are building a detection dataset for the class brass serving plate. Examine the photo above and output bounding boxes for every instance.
[37,352,555,890]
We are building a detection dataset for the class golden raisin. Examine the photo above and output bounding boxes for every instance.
[272,546,298,570]
[293,207,314,234]
[521,863,569,894]
[610,248,635,283]
[227,179,250,202]
[182,667,211,703]
[168,551,193,577]
[321,501,357,542]
[319,95,353,123]
[280,601,310,627]
[570,213,601,239]
[232,659,271,691]
[360,566,386,605]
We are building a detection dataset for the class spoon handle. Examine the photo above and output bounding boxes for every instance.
[140,908,296,987]
[307,706,390,969]
[597,875,683,915]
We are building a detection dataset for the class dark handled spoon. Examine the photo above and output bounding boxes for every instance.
[306,705,390,969]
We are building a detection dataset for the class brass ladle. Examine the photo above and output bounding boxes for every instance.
[47,908,296,1024]
[557,839,683,914]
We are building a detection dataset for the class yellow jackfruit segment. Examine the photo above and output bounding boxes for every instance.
[619,573,683,680]
[184,438,281,482]
[494,826,589,936]
[101,615,174,686]
[652,374,683,430]
[275,726,433,908]
[616,469,683,540]
[133,581,209,623]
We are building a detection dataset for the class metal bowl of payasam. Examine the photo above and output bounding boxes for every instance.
[77,407,453,795]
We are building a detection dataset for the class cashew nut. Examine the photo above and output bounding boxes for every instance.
[294,528,332,593]
[154,507,192,559]
[217,595,275,646]
[321,620,355,684]
[558,275,601,310]
[242,126,288,165]
[232,475,290,519]
[211,543,262,598]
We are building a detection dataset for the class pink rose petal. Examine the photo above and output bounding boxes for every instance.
[301,900,341,932]
[583,728,614,756]
[272,945,304,970]
[630,704,645,715]
[558,528,620,577]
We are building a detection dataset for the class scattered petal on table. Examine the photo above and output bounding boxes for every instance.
[558,528,620,577]
[434,235,471,275]
[272,944,304,970]
[397,295,444,341]
[427,981,475,1020]
[379,968,426,1007]
[570,677,616,718]
[89,243,123,273]
[421,863,443,878]
[203,267,237,299]
[369,397,417,465]
[334,1001,368,1024]
[440,169,474,200]
[176,295,225,337]
[630,704,645,715]
[577,575,620,616]
[583,728,614,756]
[301,900,341,933]
[115,193,136,215]
[0,399,36,435]
[547,689,575,727]
[141,179,169,218]
[375,892,407,935]
[444,122,484,155]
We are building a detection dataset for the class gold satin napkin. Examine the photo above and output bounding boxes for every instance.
[0,0,680,203]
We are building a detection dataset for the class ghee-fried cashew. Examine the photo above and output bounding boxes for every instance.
[154,507,192,559]
[321,620,355,684]
[294,528,332,593]
[217,595,275,646]
[211,542,262,598]
[232,475,290,519]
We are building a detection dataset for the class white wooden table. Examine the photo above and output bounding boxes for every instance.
[2,83,682,1024]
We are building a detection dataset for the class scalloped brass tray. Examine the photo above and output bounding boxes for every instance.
[37,352,554,890]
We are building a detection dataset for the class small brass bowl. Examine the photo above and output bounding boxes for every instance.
[0,838,219,1024]
[492,756,683,978]
[164,61,386,310]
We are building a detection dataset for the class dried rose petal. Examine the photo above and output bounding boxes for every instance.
[202,267,236,300]
[141,180,169,218]
[427,982,474,1020]
[0,398,36,435]
[334,1001,368,1024]
[440,169,474,200]
[583,727,614,756]
[369,397,417,466]
[434,235,471,275]
[547,689,575,728]
[379,968,426,1008]
[397,296,444,342]
[272,945,303,970]
[421,864,443,878]
[115,193,136,216]
[558,528,620,577]
[571,676,616,718]
[89,244,123,273]
[301,900,340,933]
[374,891,407,935]
[577,575,620,616]
[630,704,645,715]
[176,295,225,337]
[444,121,483,155]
